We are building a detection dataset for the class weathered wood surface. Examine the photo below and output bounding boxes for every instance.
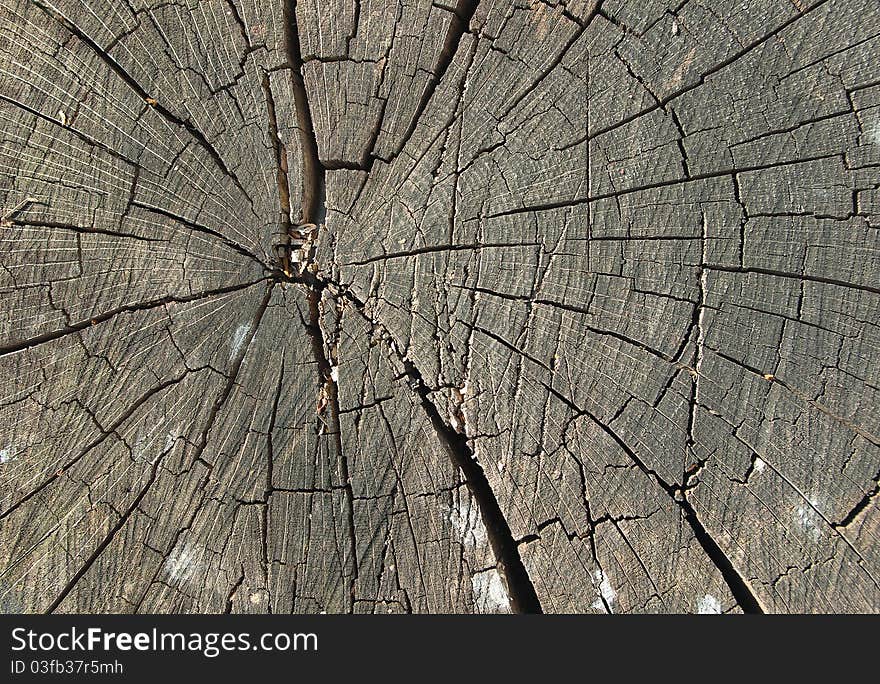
[0,0,878,614]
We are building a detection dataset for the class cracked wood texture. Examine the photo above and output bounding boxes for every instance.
[0,0,878,615]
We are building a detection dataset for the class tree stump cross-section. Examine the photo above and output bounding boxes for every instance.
[0,0,878,613]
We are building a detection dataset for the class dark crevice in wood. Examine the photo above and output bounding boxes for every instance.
[834,476,880,528]
[130,201,268,267]
[32,0,256,211]
[487,153,840,218]
[547,381,766,613]
[0,373,192,522]
[347,0,362,54]
[400,358,543,613]
[562,0,831,150]
[307,278,544,614]
[223,568,246,614]
[0,277,269,357]
[679,503,764,613]
[302,286,358,610]
[282,0,326,226]
[192,282,275,471]
[376,0,479,167]
[463,317,763,612]
[45,446,171,613]
[261,71,294,274]
[497,0,603,123]
[704,264,880,296]
[9,219,164,243]
[343,241,541,266]
[282,0,356,609]
[0,92,138,167]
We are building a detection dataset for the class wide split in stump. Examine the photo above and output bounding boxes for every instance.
[0,0,878,613]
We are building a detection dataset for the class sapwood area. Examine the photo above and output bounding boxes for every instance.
[0,0,878,614]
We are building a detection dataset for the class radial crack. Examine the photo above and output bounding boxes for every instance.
[302,277,544,614]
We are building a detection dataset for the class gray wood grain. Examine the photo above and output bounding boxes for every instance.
[0,0,878,613]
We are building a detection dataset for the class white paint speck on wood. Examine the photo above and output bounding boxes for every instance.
[869,115,880,147]
[447,496,488,549]
[591,569,617,611]
[472,569,510,613]
[229,323,252,360]
[697,594,722,614]
[794,497,824,542]
[163,541,201,585]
